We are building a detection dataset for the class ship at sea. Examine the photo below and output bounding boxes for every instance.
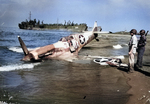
[18,12,88,32]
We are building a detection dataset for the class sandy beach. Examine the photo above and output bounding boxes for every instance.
[0,31,150,104]
[84,33,150,104]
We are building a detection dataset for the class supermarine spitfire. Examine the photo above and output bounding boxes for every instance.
[18,21,101,62]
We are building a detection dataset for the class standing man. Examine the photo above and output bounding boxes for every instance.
[128,29,137,73]
[136,30,147,68]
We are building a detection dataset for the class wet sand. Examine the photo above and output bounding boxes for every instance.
[84,33,150,104]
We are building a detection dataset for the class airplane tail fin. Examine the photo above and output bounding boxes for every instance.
[18,36,29,56]
[92,21,101,42]
[92,21,102,33]
[92,21,98,32]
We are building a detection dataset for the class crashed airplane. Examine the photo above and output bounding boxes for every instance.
[18,21,101,62]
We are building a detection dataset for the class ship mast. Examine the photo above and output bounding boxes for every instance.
[29,11,31,21]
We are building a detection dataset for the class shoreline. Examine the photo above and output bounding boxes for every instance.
[124,67,150,104]
[86,33,150,104]
[0,32,150,104]
[124,71,150,104]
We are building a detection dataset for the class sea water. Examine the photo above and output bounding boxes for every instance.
[0,27,130,104]
[0,27,73,67]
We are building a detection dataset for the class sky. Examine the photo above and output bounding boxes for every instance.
[0,0,150,32]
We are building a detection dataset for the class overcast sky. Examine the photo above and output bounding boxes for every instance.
[0,0,150,32]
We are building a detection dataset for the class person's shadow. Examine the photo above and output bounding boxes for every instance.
[117,66,128,73]
[117,64,150,77]
[135,64,150,77]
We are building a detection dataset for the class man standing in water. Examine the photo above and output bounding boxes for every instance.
[128,29,137,73]
[136,30,147,69]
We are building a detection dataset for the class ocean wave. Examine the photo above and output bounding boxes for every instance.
[9,47,34,53]
[124,44,128,46]
[113,44,123,49]
[0,63,40,71]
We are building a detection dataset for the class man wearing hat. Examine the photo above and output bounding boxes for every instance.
[128,29,137,73]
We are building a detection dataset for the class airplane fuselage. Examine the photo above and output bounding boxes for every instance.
[19,21,99,62]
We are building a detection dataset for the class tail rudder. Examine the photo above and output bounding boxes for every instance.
[92,21,101,41]
[92,21,102,33]
[18,36,29,56]
[92,21,98,32]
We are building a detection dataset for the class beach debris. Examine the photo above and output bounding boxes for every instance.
[93,56,128,68]
[93,58,111,65]
[145,98,150,104]
[83,96,86,99]
[0,101,7,104]
[138,95,146,100]
[9,96,13,100]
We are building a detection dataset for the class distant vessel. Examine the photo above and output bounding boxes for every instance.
[18,12,88,32]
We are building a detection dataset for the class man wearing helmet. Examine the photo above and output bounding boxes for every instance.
[128,29,138,73]
[136,29,147,68]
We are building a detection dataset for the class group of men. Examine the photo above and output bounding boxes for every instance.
[128,29,148,73]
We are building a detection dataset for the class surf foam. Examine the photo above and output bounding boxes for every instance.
[113,44,123,49]
[0,63,40,71]
[9,47,34,53]
[9,47,23,53]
